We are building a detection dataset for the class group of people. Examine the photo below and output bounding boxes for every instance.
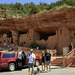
[41,50,51,72]
[28,49,51,75]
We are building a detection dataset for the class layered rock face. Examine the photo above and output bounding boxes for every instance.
[0,7,75,33]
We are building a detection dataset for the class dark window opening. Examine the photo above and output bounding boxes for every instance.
[4,40,5,42]
[24,41,25,44]
[11,38,13,43]
[40,31,56,40]
[8,40,9,42]
[0,53,1,57]
[7,31,12,38]
[25,53,29,57]
[60,30,62,35]
[19,31,27,35]
[74,33,75,36]
[30,39,31,40]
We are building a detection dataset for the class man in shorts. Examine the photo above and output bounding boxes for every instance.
[45,50,51,72]
[28,49,35,75]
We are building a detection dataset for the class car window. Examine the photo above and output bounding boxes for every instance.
[25,53,29,57]
[2,53,16,58]
[0,53,1,57]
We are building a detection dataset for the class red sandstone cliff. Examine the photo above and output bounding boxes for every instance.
[0,7,75,33]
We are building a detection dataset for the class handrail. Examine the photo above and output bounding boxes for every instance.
[51,50,57,56]
[67,49,74,58]
[63,49,75,67]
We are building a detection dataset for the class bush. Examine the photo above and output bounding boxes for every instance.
[10,47,13,51]
[29,6,40,15]
[29,42,47,50]
[19,43,22,47]
[0,14,2,18]
[41,45,47,49]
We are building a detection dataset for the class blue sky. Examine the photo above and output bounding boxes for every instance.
[0,0,59,5]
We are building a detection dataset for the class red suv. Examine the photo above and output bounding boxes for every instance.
[0,51,41,71]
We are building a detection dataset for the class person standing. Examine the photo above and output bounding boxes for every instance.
[22,51,26,66]
[4,42,6,49]
[69,42,73,52]
[28,49,35,75]
[41,51,45,71]
[45,50,51,72]
[36,47,39,50]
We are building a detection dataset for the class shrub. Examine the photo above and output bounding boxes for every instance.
[41,45,47,49]
[19,43,22,47]
[29,42,47,50]
[10,47,13,51]
[0,14,2,18]
[29,6,40,15]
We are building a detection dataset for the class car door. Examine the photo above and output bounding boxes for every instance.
[1,53,16,68]
[1,53,9,68]
[24,52,29,65]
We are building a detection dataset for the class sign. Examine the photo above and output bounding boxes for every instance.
[63,47,68,56]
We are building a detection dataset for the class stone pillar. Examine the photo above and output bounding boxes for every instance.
[11,31,19,45]
[28,29,40,46]
[28,29,34,46]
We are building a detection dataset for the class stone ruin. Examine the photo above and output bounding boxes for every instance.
[0,7,75,52]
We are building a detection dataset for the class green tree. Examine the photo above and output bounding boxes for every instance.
[29,6,40,15]
[0,14,2,18]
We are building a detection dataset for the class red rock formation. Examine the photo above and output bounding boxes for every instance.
[0,7,75,33]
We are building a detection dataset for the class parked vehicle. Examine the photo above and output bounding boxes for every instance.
[0,51,41,71]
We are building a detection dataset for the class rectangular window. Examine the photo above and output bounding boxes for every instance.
[0,53,1,57]
[2,53,15,58]
[25,53,29,57]
[74,33,75,36]
[60,30,62,35]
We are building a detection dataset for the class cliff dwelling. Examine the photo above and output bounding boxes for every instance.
[0,7,75,52]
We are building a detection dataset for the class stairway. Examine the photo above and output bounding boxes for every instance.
[51,57,63,66]
[69,57,75,67]
[70,62,75,67]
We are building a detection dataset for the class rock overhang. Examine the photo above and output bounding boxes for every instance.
[0,7,75,33]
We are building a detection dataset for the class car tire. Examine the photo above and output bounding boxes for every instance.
[35,60,40,67]
[8,63,15,71]
[0,68,3,71]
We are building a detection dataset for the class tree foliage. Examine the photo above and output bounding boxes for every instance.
[29,6,40,15]
[0,0,75,18]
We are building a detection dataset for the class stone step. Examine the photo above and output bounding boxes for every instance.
[51,64,63,66]
[51,62,63,64]
[52,60,63,62]
[51,57,63,66]
[70,65,75,67]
